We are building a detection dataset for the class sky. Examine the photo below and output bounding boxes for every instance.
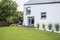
[13,0,29,11]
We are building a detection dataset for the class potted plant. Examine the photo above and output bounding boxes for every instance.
[37,23,40,29]
[48,24,52,30]
[42,24,45,30]
[55,24,59,31]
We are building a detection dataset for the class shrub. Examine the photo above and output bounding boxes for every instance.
[32,24,34,27]
[55,24,59,31]
[6,16,15,24]
[14,17,19,23]
[48,24,52,30]
[9,24,17,27]
[42,24,45,29]
[37,23,40,29]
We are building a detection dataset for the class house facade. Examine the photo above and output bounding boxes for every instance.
[23,0,60,33]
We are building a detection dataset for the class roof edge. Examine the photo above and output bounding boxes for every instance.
[24,1,60,5]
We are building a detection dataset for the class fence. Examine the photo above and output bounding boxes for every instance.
[0,21,10,27]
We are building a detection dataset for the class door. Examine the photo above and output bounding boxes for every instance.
[28,17,34,26]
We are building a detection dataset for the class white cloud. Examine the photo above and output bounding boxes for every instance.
[13,0,29,11]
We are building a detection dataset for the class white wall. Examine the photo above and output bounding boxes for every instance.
[23,3,60,33]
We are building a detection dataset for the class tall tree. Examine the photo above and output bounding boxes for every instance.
[0,0,18,21]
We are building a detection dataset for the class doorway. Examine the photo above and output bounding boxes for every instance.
[28,17,34,26]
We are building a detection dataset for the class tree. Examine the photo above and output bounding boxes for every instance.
[6,11,23,24]
[15,11,23,22]
[0,0,18,21]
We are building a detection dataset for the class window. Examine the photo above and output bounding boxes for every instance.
[41,12,46,19]
[28,17,34,26]
[26,7,31,15]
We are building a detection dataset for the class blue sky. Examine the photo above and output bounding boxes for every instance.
[13,0,29,11]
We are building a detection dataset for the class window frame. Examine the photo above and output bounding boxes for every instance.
[26,7,31,15]
[41,12,46,19]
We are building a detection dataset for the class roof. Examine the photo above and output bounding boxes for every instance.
[24,0,60,5]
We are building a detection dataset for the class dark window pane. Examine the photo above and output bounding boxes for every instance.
[31,19,34,24]
[41,12,46,19]
[26,7,31,15]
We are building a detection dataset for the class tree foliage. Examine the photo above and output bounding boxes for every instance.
[6,11,23,24]
[15,11,23,22]
[0,0,23,24]
[0,0,18,21]
[6,16,15,24]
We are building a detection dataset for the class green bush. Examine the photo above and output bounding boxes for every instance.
[6,16,15,24]
[42,24,45,29]
[14,17,19,23]
[32,24,34,27]
[42,24,46,31]
[9,24,17,27]
[6,16,20,24]
[48,24,52,30]
[37,23,40,29]
[55,24,59,31]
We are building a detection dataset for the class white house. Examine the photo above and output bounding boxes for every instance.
[23,0,60,33]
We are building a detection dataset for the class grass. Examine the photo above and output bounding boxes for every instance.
[0,26,60,40]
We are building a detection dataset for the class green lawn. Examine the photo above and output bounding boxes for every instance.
[0,26,60,40]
